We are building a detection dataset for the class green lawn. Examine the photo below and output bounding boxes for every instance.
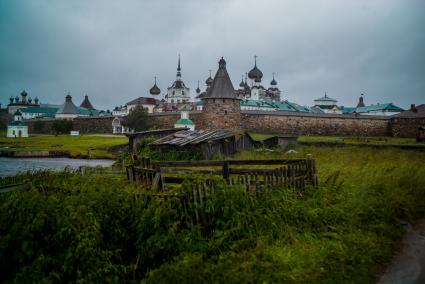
[1,145,424,283]
[0,134,128,158]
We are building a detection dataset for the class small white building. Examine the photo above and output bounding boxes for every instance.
[7,110,28,138]
[174,105,195,130]
[112,117,132,134]
[313,93,342,114]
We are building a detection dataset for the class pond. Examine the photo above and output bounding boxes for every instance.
[0,157,115,177]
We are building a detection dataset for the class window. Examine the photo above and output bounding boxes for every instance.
[225,110,228,115]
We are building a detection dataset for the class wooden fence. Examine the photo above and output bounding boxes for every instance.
[126,156,318,192]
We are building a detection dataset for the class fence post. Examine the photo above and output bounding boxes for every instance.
[222,161,230,182]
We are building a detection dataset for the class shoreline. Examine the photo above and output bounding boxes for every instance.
[0,150,116,160]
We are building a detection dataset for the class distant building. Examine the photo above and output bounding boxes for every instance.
[7,90,40,115]
[112,117,132,134]
[343,95,404,116]
[126,97,158,114]
[20,107,59,119]
[165,55,191,104]
[55,94,80,119]
[7,110,28,138]
[200,57,241,130]
[174,105,195,130]
[313,93,342,114]
[80,95,95,110]
[235,57,281,101]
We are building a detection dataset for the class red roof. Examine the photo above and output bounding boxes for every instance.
[126,97,158,106]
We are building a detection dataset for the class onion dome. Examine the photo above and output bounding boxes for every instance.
[239,75,245,88]
[15,96,19,103]
[21,90,27,97]
[196,80,201,94]
[34,97,39,104]
[270,72,277,86]
[205,70,213,86]
[28,97,32,103]
[9,96,13,103]
[149,77,161,95]
[247,56,263,81]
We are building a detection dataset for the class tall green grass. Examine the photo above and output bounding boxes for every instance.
[0,146,424,283]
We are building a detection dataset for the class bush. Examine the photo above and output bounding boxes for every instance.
[33,120,45,132]
[52,120,73,135]
[126,106,148,132]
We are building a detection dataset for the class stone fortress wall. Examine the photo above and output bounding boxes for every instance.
[24,110,418,137]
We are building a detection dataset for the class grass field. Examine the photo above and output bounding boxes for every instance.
[1,144,424,282]
[0,134,128,158]
[249,132,423,148]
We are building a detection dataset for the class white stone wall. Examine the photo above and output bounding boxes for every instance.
[55,113,79,120]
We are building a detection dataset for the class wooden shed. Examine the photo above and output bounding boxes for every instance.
[261,135,298,148]
[149,129,256,159]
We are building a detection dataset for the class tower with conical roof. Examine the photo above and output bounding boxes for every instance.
[200,57,241,130]
[357,94,365,108]
[55,93,80,119]
[80,95,95,110]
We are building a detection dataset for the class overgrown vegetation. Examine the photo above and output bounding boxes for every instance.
[52,119,73,135]
[249,133,423,148]
[126,105,149,132]
[135,137,202,161]
[0,146,424,283]
[0,134,127,158]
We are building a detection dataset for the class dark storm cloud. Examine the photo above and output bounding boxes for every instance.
[1,0,424,110]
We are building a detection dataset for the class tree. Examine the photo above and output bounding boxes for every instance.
[126,105,148,132]
[52,119,73,135]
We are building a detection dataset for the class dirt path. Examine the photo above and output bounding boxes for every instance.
[379,219,425,284]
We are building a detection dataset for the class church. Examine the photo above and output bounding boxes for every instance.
[164,55,191,104]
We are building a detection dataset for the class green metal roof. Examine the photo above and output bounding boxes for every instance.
[175,119,194,125]
[240,99,275,108]
[342,103,404,114]
[20,107,59,117]
[78,107,100,116]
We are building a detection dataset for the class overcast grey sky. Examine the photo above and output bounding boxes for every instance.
[1,0,424,110]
